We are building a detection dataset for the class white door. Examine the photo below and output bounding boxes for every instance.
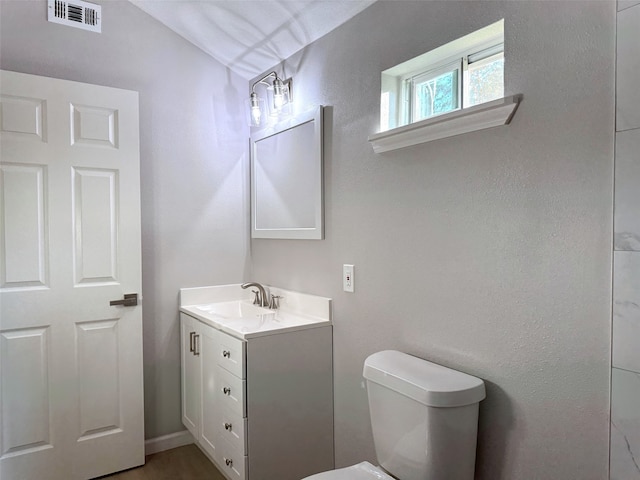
[0,70,144,480]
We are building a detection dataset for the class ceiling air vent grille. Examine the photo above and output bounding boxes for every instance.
[48,0,101,33]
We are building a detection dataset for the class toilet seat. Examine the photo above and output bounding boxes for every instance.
[302,461,395,480]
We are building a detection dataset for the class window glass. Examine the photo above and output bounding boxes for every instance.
[412,68,459,122]
[465,52,504,107]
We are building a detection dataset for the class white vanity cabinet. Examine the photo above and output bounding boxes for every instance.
[180,311,333,480]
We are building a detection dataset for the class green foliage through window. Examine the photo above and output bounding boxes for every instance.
[467,54,504,107]
[414,70,459,121]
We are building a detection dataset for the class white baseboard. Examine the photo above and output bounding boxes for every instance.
[145,430,195,455]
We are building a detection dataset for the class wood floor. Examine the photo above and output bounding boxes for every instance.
[100,444,226,480]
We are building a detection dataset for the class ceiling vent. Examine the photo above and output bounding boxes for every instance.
[48,0,101,33]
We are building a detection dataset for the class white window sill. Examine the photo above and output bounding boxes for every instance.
[368,94,521,154]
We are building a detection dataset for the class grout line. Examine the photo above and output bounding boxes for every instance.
[616,126,640,133]
[612,366,640,376]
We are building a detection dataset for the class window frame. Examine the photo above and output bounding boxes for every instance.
[402,58,463,124]
[398,41,504,125]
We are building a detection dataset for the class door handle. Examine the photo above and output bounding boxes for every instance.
[110,293,139,307]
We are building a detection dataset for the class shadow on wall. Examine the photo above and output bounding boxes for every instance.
[475,380,515,479]
[223,67,245,137]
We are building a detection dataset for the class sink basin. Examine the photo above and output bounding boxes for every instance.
[195,300,273,319]
[183,300,327,339]
[179,285,332,339]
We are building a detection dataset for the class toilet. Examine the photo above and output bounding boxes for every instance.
[304,350,486,480]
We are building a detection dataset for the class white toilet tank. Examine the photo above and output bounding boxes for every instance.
[363,351,486,480]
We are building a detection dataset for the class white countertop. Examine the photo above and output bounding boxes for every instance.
[179,284,332,340]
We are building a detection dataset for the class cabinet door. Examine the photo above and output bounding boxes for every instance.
[199,322,219,459]
[180,314,201,437]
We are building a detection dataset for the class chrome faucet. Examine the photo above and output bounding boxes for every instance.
[241,282,268,307]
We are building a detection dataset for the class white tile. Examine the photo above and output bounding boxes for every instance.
[619,1,640,11]
[611,368,640,480]
[613,252,640,372]
[615,129,640,251]
[617,5,640,131]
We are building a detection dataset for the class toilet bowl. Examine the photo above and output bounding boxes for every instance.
[302,350,485,480]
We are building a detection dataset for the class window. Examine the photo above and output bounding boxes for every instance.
[381,20,504,132]
[406,59,461,123]
[465,44,505,107]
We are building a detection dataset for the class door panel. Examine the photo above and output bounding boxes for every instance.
[0,327,51,455]
[77,319,120,438]
[72,167,118,285]
[70,104,118,148]
[0,94,46,141]
[0,70,143,480]
[0,163,48,288]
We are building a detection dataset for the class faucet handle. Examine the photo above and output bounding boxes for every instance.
[269,295,282,310]
[251,290,261,305]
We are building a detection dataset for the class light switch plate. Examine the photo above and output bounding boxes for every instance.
[343,264,354,293]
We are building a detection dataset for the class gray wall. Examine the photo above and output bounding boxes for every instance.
[250,2,615,479]
[0,0,617,478]
[611,1,640,479]
[0,0,250,439]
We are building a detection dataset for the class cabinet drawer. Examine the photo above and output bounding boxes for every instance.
[218,405,247,453]
[217,437,248,480]
[218,333,246,378]
[218,366,246,417]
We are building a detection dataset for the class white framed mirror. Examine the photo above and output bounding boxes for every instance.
[250,106,324,239]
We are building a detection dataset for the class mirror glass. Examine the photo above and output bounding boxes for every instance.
[251,106,323,239]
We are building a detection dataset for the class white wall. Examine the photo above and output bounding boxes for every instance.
[0,0,250,440]
[611,1,640,478]
[250,1,615,478]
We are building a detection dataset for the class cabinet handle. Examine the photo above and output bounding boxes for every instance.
[193,334,200,356]
[189,332,195,353]
[225,458,233,467]
[224,422,232,431]
[222,350,231,358]
[222,387,231,395]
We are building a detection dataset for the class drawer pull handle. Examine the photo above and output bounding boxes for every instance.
[225,458,233,467]
[222,387,231,395]
[224,422,232,431]
[222,350,231,358]
[193,334,200,356]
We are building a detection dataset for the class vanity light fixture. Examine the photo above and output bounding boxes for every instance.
[246,71,292,127]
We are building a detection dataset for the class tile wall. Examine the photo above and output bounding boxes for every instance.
[611,2,640,478]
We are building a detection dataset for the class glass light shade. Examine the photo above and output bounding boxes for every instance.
[245,94,267,127]
[267,82,292,119]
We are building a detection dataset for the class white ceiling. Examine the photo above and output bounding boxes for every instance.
[130,0,377,80]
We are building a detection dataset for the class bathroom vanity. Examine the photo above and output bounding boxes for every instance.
[179,284,334,480]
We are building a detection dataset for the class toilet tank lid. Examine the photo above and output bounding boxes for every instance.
[363,350,486,407]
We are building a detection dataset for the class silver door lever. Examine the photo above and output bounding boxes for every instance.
[110,293,138,307]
